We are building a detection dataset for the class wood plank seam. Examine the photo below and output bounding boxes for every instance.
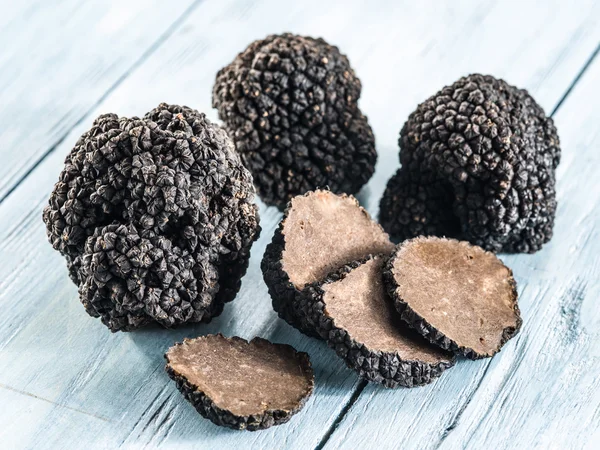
[315,39,600,450]
[459,330,532,449]
[550,40,600,116]
[435,362,494,446]
[0,0,205,206]
[314,380,368,450]
[0,383,111,423]
[118,384,171,446]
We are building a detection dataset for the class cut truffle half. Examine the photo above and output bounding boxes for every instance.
[262,190,395,337]
[384,236,521,359]
[165,334,314,431]
[303,255,455,387]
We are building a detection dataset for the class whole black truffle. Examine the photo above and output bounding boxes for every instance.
[380,74,560,253]
[213,33,377,209]
[42,103,261,332]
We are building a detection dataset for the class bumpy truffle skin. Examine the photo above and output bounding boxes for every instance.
[302,258,455,388]
[213,33,377,209]
[380,74,560,253]
[42,103,260,332]
[262,221,321,339]
[165,335,314,431]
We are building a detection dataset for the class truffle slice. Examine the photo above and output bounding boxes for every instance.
[262,190,395,337]
[213,33,377,209]
[165,334,314,431]
[384,237,521,359]
[304,256,455,387]
[380,74,560,253]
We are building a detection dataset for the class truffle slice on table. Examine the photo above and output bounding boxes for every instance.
[262,190,395,337]
[213,33,377,209]
[165,334,314,431]
[380,74,560,253]
[304,255,455,388]
[384,237,521,359]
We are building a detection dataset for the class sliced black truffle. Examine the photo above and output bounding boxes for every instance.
[165,334,314,430]
[213,33,376,209]
[42,103,261,331]
[380,74,560,253]
[262,190,395,337]
[303,256,455,387]
[384,236,521,359]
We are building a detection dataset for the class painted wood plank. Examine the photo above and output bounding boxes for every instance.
[0,0,198,202]
[0,1,599,449]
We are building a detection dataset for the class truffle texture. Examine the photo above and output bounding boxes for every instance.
[165,334,314,430]
[380,74,560,253]
[262,190,395,337]
[303,256,455,387]
[384,236,521,359]
[42,103,261,332]
[213,33,377,209]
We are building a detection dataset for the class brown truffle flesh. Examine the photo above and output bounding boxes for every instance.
[262,190,395,337]
[282,190,395,288]
[305,256,455,387]
[165,335,314,430]
[384,237,521,359]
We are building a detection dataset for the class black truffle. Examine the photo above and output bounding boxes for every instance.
[384,236,521,359]
[213,33,377,209]
[165,334,314,430]
[42,103,261,332]
[262,190,394,337]
[303,256,455,387]
[380,74,560,253]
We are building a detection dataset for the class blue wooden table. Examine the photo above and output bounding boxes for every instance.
[1,1,599,448]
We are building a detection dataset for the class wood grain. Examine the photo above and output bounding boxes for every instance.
[0,0,199,203]
[0,0,599,449]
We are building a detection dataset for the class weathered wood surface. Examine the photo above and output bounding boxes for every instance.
[0,0,198,203]
[0,1,599,449]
